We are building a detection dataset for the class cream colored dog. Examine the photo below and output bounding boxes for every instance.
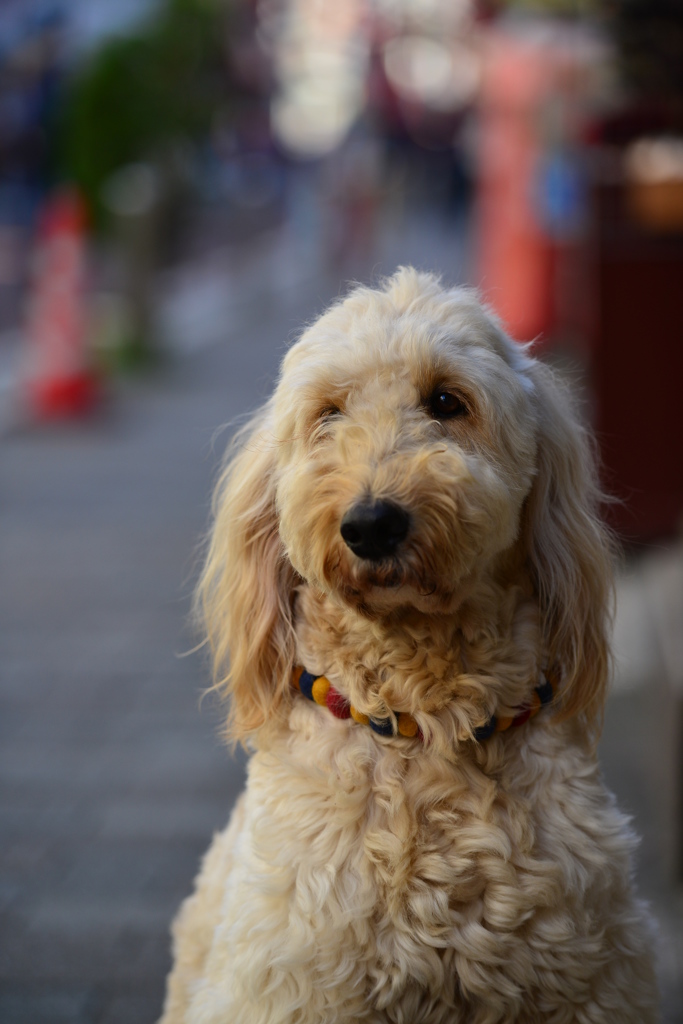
[160,269,657,1024]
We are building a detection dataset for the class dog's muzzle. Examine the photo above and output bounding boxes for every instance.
[340,500,410,561]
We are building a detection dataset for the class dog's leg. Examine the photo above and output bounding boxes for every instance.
[159,795,246,1024]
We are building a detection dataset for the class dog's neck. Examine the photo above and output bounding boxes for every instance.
[293,564,543,744]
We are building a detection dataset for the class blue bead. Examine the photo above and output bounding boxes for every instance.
[299,671,316,702]
[536,676,554,706]
[369,717,394,737]
[474,716,497,741]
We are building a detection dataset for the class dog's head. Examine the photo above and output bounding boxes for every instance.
[199,269,612,743]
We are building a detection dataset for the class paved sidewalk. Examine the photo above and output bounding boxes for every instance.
[602,541,683,1023]
[0,349,257,1023]
[1,215,681,1022]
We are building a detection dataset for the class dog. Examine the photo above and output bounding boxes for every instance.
[160,269,658,1023]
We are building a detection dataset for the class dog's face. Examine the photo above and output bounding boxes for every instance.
[200,268,611,740]
[272,272,538,616]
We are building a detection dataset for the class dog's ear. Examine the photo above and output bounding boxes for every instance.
[196,409,296,744]
[522,361,614,736]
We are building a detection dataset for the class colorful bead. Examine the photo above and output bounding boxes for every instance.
[397,713,419,738]
[369,717,394,737]
[311,676,331,705]
[536,674,555,706]
[511,707,531,728]
[350,705,369,725]
[474,715,498,741]
[326,688,351,719]
[529,691,542,718]
[495,715,514,732]
[298,670,316,702]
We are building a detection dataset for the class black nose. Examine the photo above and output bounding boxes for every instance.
[340,500,410,561]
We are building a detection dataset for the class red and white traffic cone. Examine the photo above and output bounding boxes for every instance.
[23,188,100,419]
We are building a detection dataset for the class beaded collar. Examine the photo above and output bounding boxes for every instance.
[292,665,557,743]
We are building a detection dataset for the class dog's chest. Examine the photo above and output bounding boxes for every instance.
[248,720,562,1009]
[214,716,648,1024]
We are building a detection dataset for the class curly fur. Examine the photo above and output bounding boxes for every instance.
[160,269,658,1024]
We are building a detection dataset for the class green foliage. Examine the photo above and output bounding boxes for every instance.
[60,0,232,229]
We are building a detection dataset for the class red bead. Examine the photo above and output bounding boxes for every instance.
[511,707,531,728]
[326,687,351,719]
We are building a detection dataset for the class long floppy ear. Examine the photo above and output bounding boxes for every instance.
[523,360,615,737]
[196,408,296,745]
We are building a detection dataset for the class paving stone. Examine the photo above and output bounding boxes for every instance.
[98,797,235,841]
[0,913,172,985]
[0,988,92,1024]
[95,991,164,1024]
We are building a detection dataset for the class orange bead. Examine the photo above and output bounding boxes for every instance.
[311,676,331,705]
[350,705,369,726]
[397,714,419,738]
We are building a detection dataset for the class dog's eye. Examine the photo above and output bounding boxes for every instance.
[319,405,341,422]
[428,390,467,420]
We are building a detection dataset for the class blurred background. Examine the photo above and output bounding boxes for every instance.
[1,0,682,1021]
